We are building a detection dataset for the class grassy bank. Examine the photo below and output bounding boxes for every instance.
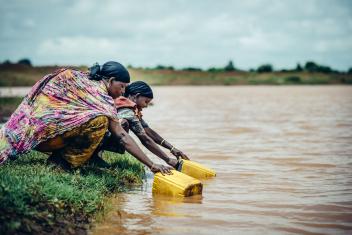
[0,151,145,235]
[1,64,351,86]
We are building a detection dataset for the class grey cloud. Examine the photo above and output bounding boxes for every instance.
[0,0,351,70]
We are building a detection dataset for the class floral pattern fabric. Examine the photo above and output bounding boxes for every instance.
[0,68,117,164]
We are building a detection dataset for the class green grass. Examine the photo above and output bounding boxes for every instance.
[0,150,145,234]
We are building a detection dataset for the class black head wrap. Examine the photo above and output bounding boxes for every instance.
[89,61,130,83]
[124,81,154,99]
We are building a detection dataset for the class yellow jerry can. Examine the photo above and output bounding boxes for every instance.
[152,170,203,197]
[177,160,216,179]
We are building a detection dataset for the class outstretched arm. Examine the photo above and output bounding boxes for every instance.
[144,126,190,160]
[134,130,178,168]
[108,118,172,174]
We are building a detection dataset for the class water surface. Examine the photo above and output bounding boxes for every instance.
[89,86,352,234]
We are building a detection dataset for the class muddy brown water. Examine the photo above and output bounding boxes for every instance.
[90,86,352,235]
[2,86,351,234]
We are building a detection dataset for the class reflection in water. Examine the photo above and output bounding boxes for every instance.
[91,86,352,235]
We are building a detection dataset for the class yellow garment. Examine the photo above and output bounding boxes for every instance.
[36,116,108,168]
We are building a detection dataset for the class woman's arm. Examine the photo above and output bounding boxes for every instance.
[144,126,171,148]
[134,130,178,168]
[122,115,177,167]
[144,126,190,160]
[108,118,172,174]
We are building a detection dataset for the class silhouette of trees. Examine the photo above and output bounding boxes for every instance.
[295,63,303,72]
[224,60,235,71]
[257,64,273,73]
[155,65,174,70]
[182,67,202,71]
[18,58,32,66]
[304,61,332,73]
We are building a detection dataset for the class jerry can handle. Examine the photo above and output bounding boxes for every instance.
[176,159,183,171]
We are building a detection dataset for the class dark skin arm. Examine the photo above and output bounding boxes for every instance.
[144,127,190,160]
[108,118,172,175]
[134,131,178,168]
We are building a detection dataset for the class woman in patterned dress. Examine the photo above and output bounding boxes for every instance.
[0,61,172,174]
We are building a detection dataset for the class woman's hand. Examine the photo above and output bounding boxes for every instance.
[165,158,178,168]
[171,148,190,160]
[150,163,173,175]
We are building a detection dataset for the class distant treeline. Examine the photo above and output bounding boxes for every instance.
[2,59,33,67]
[1,58,351,86]
[130,60,352,74]
[2,58,352,75]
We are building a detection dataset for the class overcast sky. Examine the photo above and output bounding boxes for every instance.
[1,0,351,70]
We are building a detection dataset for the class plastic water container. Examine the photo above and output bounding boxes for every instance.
[177,160,216,179]
[152,170,203,197]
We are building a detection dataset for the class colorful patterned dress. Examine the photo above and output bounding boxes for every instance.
[0,68,118,164]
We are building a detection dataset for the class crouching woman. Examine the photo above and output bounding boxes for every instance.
[0,61,172,174]
[93,81,189,168]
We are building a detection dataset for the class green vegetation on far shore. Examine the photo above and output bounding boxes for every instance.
[130,68,352,85]
[0,151,145,235]
[0,62,351,87]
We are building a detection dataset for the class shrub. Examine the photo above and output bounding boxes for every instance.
[17,59,32,67]
[257,64,273,73]
[285,76,301,83]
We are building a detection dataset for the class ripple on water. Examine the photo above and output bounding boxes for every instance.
[259,157,336,168]
[91,86,352,235]
[227,127,259,134]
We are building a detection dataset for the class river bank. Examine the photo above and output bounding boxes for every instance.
[0,151,145,235]
[1,64,351,86]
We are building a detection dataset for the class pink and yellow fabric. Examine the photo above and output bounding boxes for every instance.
[0,68,117,164]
